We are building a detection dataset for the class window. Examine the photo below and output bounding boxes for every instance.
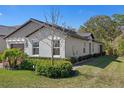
[83,42,86,53]
[83,48,85,53]
[89,43,91,54]
[32,42,39,55]
[53,40,60,55]
[92,43,94,52]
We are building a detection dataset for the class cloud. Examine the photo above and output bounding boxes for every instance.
[0,13,3,16]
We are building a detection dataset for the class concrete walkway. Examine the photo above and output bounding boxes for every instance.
[73,58,95,70]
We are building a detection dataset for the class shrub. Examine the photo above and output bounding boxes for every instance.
[20,60,34,70]
[78,54,93,62]
[29,57,68,61]
[117,39,124,56]
[68,57,77,64]
[101,52,106,56]
[0,53,3,63]
[78,56,85,61]
[35,60,72,78]
[93,53,100,57]
[2,48,27,69]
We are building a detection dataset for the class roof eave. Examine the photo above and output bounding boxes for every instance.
[4,19,33,39]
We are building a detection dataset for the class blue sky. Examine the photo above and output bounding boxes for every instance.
[0,5,124,29]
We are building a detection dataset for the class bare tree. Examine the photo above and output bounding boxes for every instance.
[27,8,73,65]
[43,8,63,64]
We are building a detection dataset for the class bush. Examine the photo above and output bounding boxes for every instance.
[78,54,93,62]
[68,57,77,64]
[102,52,106,56]
[2,48,27,69]
[0,53,3,63]
[35,60,72,78]
[93,53,101,57]
[117,39,124,56]
[78,56,85,61]
[29,57,68,61]
[20,60,34,70]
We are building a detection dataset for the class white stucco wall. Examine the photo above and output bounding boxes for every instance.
[65,37,102,58]
[93,42,101,54]
[65,37,90,58]
[27,27,66,58]
[6,23,66,58]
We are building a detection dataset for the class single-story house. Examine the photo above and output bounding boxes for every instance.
[4,18,103,58]
[0,25,18,52]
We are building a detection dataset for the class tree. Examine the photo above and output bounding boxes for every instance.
[113,35,124,56]
[45,8,59,64]
[79,15,122,53]
[112,14,124,26]
[28,8,69,65]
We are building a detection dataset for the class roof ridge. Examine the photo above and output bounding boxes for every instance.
[30,18,77,32]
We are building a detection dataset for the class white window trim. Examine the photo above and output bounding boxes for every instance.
[53,55,61,58]
[53,40,60,56]
[32,42,39,56]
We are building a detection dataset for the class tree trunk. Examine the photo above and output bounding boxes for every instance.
[51,29,54,65]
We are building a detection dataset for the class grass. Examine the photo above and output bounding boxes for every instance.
[0,55,124,88]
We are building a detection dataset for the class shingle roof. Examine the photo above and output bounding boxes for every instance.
[27,18,90,41]
[0,25,18,36]
[77,32,95,39]
[4,18,102,44]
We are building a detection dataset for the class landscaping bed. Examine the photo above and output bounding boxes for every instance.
[1,49,74,78]
[0,56,124,88]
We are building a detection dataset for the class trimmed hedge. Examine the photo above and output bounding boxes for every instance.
[19,58,42,70]
[29,57,68,61]
[35,60,72,78]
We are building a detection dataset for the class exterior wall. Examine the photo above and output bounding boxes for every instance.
[5,20,102,58]
[6,27,66,58]
[93,42,101,54]
[6,38,26,49]
[65,37,102,58]
[27,28,66,58]
[6,35,102,58]
[65,37,91,58]
[0,37,6,52]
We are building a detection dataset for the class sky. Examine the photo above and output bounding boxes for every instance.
[0,5,124,29]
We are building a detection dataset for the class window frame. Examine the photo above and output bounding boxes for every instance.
[53,40,60,56]
[83,47,86,53]
[32,42,39,55]
[83,42,86,53]
[92,43,94,52]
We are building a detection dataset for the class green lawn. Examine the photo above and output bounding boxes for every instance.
[0,56,124,88]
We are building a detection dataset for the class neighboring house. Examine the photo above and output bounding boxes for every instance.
[0,25,18,52]
[4,18,103,58]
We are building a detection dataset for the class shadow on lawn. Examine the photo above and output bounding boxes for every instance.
[75,55,123,69]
